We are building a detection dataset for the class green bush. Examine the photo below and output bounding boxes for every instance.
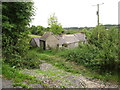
[2,2,35,68]
[3,49,41,69]
[21,49,42,69]
[60,25,119,73]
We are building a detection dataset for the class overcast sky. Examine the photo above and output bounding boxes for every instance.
[30,0,119,27]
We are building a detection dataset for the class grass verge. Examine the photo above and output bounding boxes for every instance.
[2,63,48,88]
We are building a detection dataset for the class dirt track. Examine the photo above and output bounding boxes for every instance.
[21,62,119,88]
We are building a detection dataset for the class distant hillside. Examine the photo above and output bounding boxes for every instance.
[63,24,118,30]
[104,24,118,29]
[63,27,94,30]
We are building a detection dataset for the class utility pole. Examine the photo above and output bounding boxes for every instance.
[92,3,104,26]
[97,4,99,26]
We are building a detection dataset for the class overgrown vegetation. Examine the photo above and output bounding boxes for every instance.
[2,63,33,82]
[58,25,120,82]
[61,25,119,72]
[2,63,47,88]
[2,2,41,69]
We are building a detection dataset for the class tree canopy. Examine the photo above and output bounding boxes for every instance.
[29,25,46,35]
[2,2,34,65]
[48,13,64,35]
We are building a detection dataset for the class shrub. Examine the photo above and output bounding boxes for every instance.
[2,2,34,68]
[60,25,119,73]
[3,49,41,69]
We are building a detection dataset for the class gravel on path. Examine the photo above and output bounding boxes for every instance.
[1,78,13,88]
[21,61,119,88]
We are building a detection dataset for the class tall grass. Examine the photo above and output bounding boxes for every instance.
[3,48,42,69]
[2,63,35,81]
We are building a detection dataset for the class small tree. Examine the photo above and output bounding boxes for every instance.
[48,13,64,34]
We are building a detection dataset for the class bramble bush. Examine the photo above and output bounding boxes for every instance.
[60,25,119,73]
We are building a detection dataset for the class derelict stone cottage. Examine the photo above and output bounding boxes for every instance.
[61,34,79,48]
[40,32,59,50]
[59,33,87,49]
[30,32,87,49]
[74,33,87,43]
